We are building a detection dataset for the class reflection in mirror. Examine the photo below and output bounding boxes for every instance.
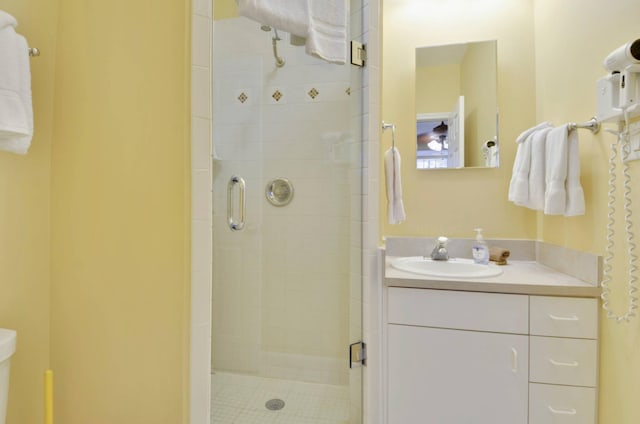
[415,40,498,169]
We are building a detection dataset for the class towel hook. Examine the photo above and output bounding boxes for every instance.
[382,121,396,150]
[28,47,40,57]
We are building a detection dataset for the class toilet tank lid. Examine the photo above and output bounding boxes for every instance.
[0,329,16,362]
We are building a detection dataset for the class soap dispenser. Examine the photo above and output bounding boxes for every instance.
[472,228,490,265]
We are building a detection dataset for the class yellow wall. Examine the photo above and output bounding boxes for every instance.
[382,0,537,240]
[48,0,191,422]
[0,1,57,422]
[533,1,640,423]
[2,1,191,422]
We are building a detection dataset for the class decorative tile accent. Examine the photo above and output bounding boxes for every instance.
[346,87,351,96]
[237,92,248,103]
[266,87,286,105]
[307,87,319,99]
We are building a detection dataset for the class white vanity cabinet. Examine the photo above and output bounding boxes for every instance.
[387,288,530,423]
[386,288,599,424]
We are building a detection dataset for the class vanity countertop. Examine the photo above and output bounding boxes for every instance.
[385,255,601,298]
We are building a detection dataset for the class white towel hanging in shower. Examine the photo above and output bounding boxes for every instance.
[236,0,347,64]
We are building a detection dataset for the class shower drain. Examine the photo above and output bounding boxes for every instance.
[265,398,285,411]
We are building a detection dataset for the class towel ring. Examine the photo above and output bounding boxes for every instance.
[382,121,396,149]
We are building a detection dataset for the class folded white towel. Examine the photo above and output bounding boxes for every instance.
[564,128,585,216]
[236,0,347,64]
[544,124,571,215]
[508,137,531,205]
[236,0,308,39]
[508,123,552,206]
[516,121,552,144]
[0,11,33,155]
[384,147,406,225]
[527,127,552,211]
[305,1,347,64]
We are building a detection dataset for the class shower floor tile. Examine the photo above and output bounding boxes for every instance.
[211,372,350,424]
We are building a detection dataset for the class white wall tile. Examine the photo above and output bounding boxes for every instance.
[190,321,211,423]
[192,0,212,18]
[192,218,211,274]
[192,66,211,119]
[190,4,213,424]
[192,169,211,221]
[351,6,364,39]
[192,14,211,68]
[191,270,211,326]
[191,117,211,169]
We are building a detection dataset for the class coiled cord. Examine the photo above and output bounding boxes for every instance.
[601,109,639,322]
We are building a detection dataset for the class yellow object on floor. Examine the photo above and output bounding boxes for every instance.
[44,370,53,424]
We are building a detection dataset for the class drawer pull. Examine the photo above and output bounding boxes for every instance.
[548,313,579,321]
[549,358,579,367]
[511,347,518,373]
[548,406,577,415]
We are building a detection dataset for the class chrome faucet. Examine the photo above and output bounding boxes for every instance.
[430,236,449,261]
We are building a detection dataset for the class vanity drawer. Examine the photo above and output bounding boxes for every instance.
[529,383,596,424]
[530,296,598,339]
[387,287,528,333]
[530,336,597,387]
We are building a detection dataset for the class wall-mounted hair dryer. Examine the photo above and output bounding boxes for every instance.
[603,39,640,72]
[597,39,640,121]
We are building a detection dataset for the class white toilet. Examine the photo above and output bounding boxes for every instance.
[0,329,16,424]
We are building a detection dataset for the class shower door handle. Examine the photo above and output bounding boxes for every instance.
[227,175,246,231]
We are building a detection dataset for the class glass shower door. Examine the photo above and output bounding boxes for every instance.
[210,5,363,424]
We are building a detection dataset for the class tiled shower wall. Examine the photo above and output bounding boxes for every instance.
[211,16,358,386]
[191,0,214,423]
[190,0,381,423]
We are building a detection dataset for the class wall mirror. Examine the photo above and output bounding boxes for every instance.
[415,40,498,169]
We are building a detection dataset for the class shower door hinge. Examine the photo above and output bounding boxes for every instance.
[351,41,366,67]
[349,341,367,368]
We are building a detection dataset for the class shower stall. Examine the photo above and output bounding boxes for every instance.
[210,5,364,424]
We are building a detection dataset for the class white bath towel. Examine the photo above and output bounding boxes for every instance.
[544,124,582,215]
[508,137,531,206]
[305,1,347,64]
[0,11,33,154]
[236,0,308,40]
[236,0,347,64]
[527,126,553,211]
[384,147,406,225]
[516,121,553,144]
[564,128,585,216]
[508,122,552,206]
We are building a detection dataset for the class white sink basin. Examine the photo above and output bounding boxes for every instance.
[390,257,503,279]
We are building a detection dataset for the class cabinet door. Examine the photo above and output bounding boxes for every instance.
[388,324,529,424]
